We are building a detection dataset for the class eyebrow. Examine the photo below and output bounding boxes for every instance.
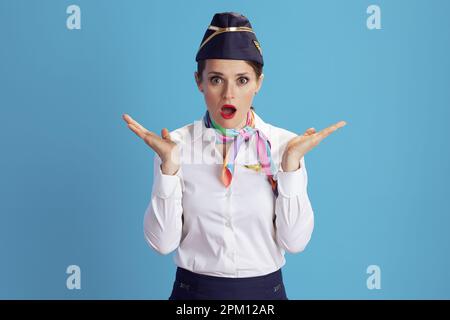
[207,71,250,77]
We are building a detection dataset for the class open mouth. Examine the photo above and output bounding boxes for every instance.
[220,105,237,119]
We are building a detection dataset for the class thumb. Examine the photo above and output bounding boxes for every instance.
[304,128,316,136]
[161,128,171,141]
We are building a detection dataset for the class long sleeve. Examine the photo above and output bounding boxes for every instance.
[274,156,314,253]
[143,154,183,255]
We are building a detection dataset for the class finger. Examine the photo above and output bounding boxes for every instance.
[122,114,148,132]
[127,123,147,140]
[127,121,159,146]
[316,120,347,141]
[122,113,135,125]
[334,120,347,129]
[304,128,316,135]
[124,114,159,140]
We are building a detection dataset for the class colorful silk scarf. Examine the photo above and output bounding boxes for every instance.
[203,109,278,196]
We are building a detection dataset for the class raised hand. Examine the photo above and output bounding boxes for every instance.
[122,114,180,175]
[281,120,347,172]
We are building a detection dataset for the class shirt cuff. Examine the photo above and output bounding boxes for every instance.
[276,158,307,198]
[152,158,183,199]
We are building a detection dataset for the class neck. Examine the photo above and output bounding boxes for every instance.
[206,109,253,135]
[235,116,248,130]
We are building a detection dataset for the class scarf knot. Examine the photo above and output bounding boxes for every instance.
[203,109,278,196]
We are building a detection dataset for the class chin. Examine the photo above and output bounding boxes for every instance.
[211,109,246,129]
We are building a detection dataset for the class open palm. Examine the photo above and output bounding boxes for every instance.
[286,120,347,158]
[122,114,179,165]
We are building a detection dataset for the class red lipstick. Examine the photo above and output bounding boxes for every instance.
[220,104,237,119]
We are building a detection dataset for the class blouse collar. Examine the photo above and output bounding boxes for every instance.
[192,110,272,143]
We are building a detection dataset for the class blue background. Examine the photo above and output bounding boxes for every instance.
[1,0,449,299]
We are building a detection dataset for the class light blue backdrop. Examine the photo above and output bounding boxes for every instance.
[1,0,449,299]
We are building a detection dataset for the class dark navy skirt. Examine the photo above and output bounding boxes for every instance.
[169,267,288,300]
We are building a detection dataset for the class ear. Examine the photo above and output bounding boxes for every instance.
[194,71,203,92]
[256,73,264,93]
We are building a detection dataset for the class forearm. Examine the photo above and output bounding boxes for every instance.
[275,156,314,253]
[144,155,183,255]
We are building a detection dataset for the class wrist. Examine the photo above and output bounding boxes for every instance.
[160,161,180,176]
[281,151,302,172]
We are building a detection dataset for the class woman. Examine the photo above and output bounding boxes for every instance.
[123,12,346,300]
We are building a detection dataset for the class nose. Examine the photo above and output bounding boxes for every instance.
[222,82,235,101]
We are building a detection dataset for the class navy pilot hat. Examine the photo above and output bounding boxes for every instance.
[195,12,264,66]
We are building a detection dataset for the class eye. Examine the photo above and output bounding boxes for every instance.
[238,77,249,85]
[210,76,222,85]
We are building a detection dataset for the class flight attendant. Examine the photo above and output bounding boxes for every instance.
[123,12,346,300]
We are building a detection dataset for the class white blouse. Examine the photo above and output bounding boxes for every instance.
[143,111,314,277]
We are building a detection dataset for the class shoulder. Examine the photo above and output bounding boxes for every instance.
[257,121,298,164]
[254,111,297,145]
[264,122,298,147]
[269,123,297,140]
[263,122,308,169]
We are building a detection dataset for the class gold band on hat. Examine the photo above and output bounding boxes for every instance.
[197,25,255,52]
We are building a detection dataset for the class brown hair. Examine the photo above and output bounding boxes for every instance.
[196,60,263,110]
